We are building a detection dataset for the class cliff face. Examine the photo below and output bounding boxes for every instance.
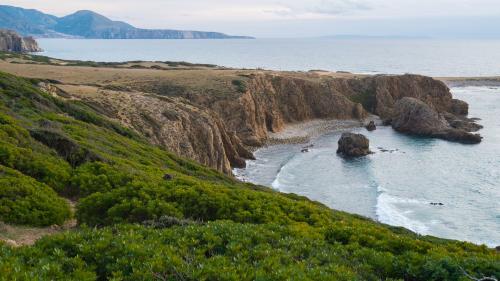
[207,74,367,146]
[362,75,458,119]
[49,85,251,175]
[37,70,469,175]
[0,30,42,52]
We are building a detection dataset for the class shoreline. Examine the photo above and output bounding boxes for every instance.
[261,116,382,147]
[436,76,500,87]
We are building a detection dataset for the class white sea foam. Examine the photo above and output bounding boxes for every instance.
[375,186,430,234]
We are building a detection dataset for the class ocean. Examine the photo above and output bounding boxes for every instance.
[37,38,500,77]
[37,38,500,246]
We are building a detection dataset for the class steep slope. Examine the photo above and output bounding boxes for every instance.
[0,5,253,39]
[0,70,498,281]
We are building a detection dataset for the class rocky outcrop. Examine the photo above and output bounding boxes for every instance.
[0,29,42,52]
[390,97,482,144]
[337,133,371,157]
[220,75,368,146]
[365,121,376,131]
[54,85,253,174]
[42,72,481,174]
[369,75,456,119]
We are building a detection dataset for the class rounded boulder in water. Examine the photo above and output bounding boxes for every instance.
[337,132,371,157]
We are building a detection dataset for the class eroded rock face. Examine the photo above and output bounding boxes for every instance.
[0,30,42,52]
[391,97,482,144]
[337,133,371,157]
[46,73,481,174]
[360,74,455,120]
[55,85,252,175]
[209,74,369,147]
[450,99,469,116]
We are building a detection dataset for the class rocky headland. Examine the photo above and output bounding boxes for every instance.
[0,30,42,53]
[0,56,483,174]
[389,97,482,144]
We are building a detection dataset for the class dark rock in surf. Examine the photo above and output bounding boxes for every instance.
[337,133,371,157]
[365,121,376,131]
[430,202,444,206]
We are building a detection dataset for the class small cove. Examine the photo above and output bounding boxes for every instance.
[235,86,500,247]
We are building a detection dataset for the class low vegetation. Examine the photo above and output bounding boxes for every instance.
[0,166,71,226]
[0,70,498,280]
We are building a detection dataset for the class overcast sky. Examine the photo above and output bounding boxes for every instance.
[5,0,500,38]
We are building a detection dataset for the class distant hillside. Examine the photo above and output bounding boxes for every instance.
[0,5,253,39]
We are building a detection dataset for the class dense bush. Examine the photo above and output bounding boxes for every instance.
[0,113,72,192]
[76,178,336,226]
[68,162,133,197]
[1,222,498,281]
[0,165,71,226]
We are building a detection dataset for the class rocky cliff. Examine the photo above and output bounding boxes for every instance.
[12,61,478,174]
[0,29,41,52]
[391,97,482,144]
[118,73,476,173]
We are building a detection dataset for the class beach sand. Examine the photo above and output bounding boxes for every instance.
[264,116,381,146]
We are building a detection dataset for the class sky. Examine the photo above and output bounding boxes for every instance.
[4,0,500,38]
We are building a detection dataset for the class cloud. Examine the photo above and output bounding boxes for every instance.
[309,0,372,15]
[266,0,372,18]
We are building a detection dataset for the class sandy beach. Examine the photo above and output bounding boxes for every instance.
[264,116,381,146]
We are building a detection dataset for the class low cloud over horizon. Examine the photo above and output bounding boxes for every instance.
[3,0,500,38]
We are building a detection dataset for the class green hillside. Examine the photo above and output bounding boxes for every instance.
[0,71,498,280]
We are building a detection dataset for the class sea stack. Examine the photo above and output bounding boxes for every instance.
[337,132,371,157]
[366,121,377,131]
[0,29,42,53]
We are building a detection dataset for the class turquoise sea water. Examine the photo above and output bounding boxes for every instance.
[38,39,500,246]
[37,38,500,77]
[235,87,500,247]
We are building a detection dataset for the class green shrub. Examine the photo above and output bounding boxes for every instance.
[68,162,133,197]
[0,165,71,226]
[1,222,498,281]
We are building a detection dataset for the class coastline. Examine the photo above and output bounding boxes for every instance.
[264,118,378,146]
[266,115,382,149]
[436,76,500,87]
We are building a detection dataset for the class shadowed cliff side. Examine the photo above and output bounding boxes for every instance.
[0,30,41,53]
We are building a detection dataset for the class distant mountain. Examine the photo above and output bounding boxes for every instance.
[0,5,253,39]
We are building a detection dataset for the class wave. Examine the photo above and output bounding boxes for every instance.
[270,153,299,191]
[375,185,430,235]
